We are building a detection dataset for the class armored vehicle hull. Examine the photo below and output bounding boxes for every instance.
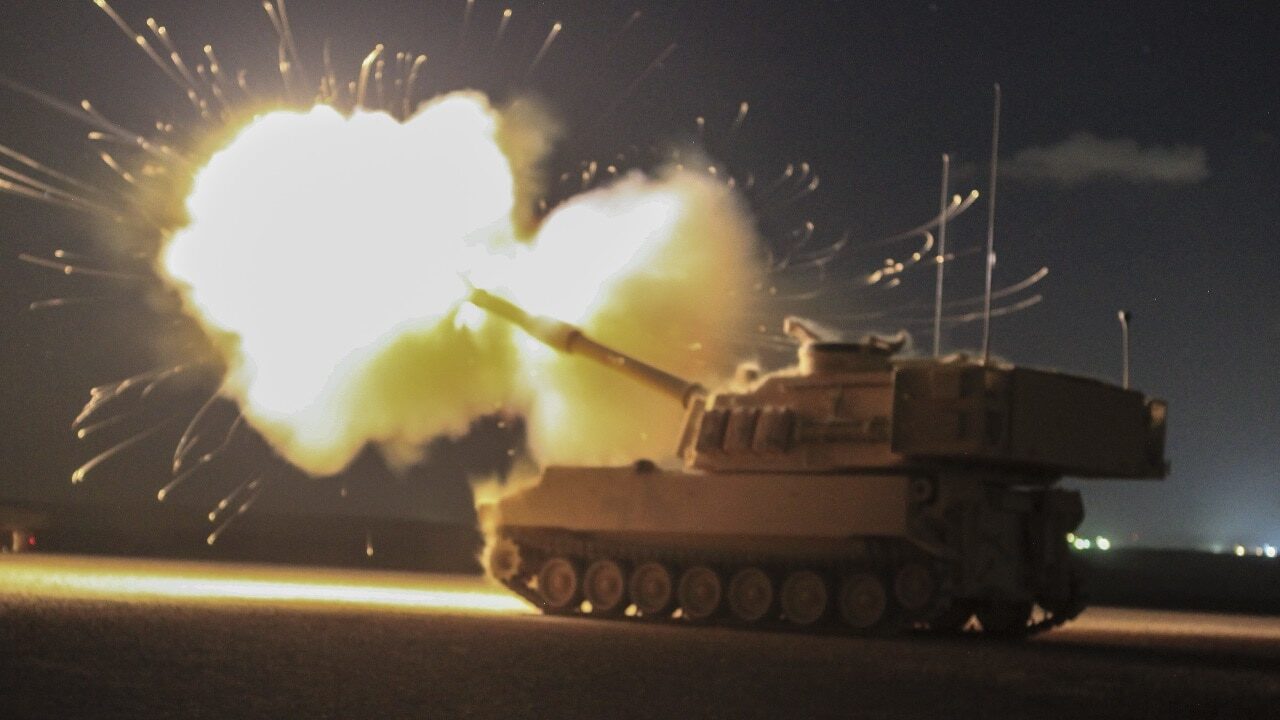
[468,289,1164,635]
[482,464,1084,634]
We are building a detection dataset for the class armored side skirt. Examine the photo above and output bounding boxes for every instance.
[490,465,911,540]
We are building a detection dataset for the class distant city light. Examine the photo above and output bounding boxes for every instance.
[1067,534,1112,551]
[1065,535,1270,556]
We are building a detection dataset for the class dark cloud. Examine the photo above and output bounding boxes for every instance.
[1001,132,1209,186]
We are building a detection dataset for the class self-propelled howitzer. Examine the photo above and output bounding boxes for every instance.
[469,289,1167,635]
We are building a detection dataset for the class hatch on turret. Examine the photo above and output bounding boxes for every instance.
[799,337,901,375]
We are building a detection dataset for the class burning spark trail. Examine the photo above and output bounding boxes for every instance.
[525,21,563,79]
[71,416,181,484]
[494,9,513,49]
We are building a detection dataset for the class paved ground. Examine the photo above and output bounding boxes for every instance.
[1,555,1278,719]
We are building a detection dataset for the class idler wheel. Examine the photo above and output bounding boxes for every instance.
[629,561,674,617]
[583,559,627,615]
[537,557,581,613]
[677,566,723,621]
[780,570,828,626]
[892,563,936,612]
[977,600,1033,636]
[839,573,888,631]
[727,567,773,623]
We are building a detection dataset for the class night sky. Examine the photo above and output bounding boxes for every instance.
[0,1,1276,548]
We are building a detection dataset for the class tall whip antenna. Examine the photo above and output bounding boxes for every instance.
[981,83,1001,365]
[1118,310,1132,389]
[932,153,951,357]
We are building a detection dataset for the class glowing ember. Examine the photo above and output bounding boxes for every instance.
[162,91,759,476]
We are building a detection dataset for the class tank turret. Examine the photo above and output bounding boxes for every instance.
[468,289,1168,636]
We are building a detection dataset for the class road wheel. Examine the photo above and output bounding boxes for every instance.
[678,566,723,621]
[892,563,936,612]
[780,570,828,626]
[583,559,627,615]
[977,600,1032,636]
[629,561,674,617]
[536,557,580,613]
[727,567,773,623]
[839,573,888,631]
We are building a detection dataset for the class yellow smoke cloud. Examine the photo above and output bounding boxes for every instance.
[161,91,759,476]
[516,169,760,465]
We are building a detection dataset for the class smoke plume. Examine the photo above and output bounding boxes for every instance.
[161,91,760,476]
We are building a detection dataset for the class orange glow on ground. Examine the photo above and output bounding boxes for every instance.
[0,554,533,615]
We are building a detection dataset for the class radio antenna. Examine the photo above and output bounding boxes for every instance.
[981,83,1001,365]
[932,153,951,357]
[1118,310,1132,389]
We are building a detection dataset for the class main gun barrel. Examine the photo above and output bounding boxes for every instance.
[468,288,705,407]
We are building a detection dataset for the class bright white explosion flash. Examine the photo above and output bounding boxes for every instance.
[162,91,760,476]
